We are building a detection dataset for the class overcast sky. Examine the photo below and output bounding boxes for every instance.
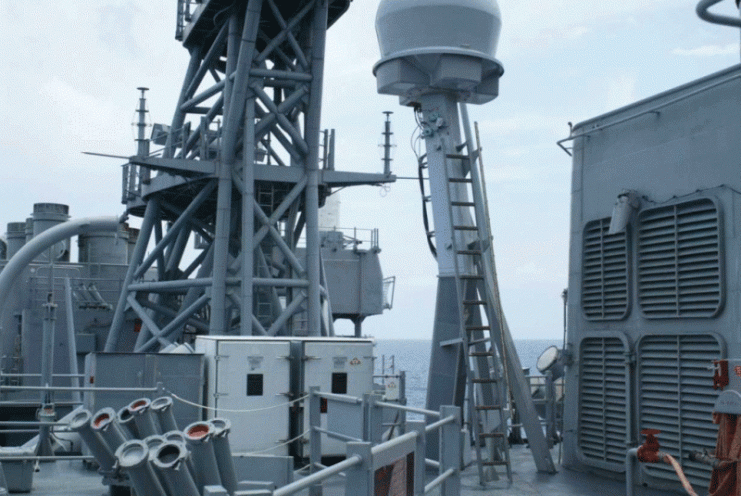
[0,1,739,340]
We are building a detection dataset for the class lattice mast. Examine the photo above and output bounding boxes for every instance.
[105,0,391,352]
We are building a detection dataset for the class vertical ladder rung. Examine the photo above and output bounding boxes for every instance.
[451,201,475,207]
[453,225,478,231]
[456,249,481,255]
[448,177,472,183]
[463,300,487,305]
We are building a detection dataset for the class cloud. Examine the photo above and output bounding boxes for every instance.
[477,114,564,135]
[605,74,637,111]
[671,44,739,56]
[98,3,145,59]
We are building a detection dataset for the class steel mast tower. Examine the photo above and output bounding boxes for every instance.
[374,0,556,481]
[105,0,392,352]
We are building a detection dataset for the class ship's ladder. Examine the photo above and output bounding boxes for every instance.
[441,145,513,484]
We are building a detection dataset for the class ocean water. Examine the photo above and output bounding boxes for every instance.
[374,338,562,411]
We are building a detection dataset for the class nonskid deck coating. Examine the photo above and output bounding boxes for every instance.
[16,445,686,496]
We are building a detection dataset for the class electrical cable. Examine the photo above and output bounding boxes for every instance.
[411,107,437,258]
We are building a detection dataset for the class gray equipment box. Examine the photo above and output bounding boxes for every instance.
[297,338,375,458]
[83,352,203,429]
[195,337,292,456]
[0,447,34,493]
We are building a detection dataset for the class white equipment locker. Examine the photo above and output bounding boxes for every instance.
[300,338,375,457]
[195,336,292,456]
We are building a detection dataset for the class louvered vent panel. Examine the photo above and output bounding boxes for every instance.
[579,337,628,467]
[582,219,629,320]
[638,334,721,489]
[638,199,722,318]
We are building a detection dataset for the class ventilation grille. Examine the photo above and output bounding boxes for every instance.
[638,334,721,488]
[579,337,628,468]
[582,218,630,321]
[637,198,722,318]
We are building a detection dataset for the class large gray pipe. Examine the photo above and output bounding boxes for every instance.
[152,442,200,496]
[128,398,160,437]
[91,407,129,455]
[210,418,237,495]
[117,405,140,439]
[184,421,222,491]
[116,439,166,496]
[0,216,121,320]
[696,0,741,26]
[151,396,178,433]
[143,435,168,491]
[163,430,195,474]
[68,409,116,473]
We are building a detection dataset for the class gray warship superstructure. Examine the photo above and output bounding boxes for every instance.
[0,0,740,495]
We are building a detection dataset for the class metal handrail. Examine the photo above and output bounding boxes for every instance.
[274,455,363,496]
[313,391,363,404]
[425,468,456,494]
[300,390,461,496]
[425,415,456,433]
[374,400,441,418]
[0,385,159,393]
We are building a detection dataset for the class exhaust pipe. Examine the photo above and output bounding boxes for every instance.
[152,442,200,496]
[128,398,159,437]
[116,439,166,496]
[210,418,237,495]
[68,409,116,473]
[151,396,178,433]
[184,421,223,491]
[91,408,129,456]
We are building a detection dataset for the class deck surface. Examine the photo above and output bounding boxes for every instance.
[16,444,689,496]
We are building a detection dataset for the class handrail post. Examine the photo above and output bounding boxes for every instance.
[440,406,461,496]
[345,442,373,496]
[365,393,383,444]
[545,371,555,448]
[399,371,407,433]
[309,387,322,496]
[407,420,426,496]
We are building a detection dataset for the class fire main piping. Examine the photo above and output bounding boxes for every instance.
[626,430,699,496]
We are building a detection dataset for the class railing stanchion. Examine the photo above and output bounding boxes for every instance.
[407,420,426,496]
[365,393,383,443]
[345,442,373,496]
[440,406,461,496]
[309,387,322,496]
[545,371,555,449]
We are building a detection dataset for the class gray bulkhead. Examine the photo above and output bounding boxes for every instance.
[563,64,741,491]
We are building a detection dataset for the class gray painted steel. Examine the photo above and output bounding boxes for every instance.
[374,0,555,480]
[562,64,741,493]
[103,0,393,354]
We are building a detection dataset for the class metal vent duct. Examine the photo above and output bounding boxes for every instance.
[578,336,629,469]
[638,334,722,488]
[638,198,723,318]
[582,218,629,320]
